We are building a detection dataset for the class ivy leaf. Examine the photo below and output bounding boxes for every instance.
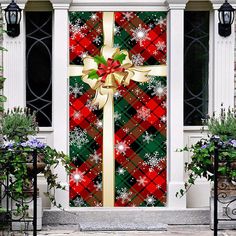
[0,95,7,103]
[88,69,99,79]
[94,55,107,65]
[113,53,127,64]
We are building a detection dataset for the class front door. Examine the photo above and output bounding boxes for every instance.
[69,11,167,207]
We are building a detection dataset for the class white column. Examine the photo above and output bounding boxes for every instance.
[50,0,72,209]
[1,0,28,109]
[166,0,188,208]
[210,0,236,111]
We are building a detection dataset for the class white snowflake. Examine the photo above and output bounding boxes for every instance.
[113,43,121,49]
[70,83,84,98]
[155,16,166,29]
[79,51,89,59]
[70,127,89,149]
[89,150,101,164]
[115,141,130,155]
[160,115,167,123]
[142,131,154,144]
[132,54,145,66]
[94,181,102,191]
[116,187,132,204]
[114,25,121,35]
[95,119,103,129]
[114,111,122,122]
[93,36,102,44]
[145,195,156,206]
[86,100,98,111]
[114,90,122,100]
[137,106,151,121]
[155,41,166,51]
[91,13,99,21]
[137,176,148,187]
[73,197,85,207]
[94,202,102,207]
[144,151,164,172]
[70,23,87,38]
[73,111,81,120]
[151,82,167,98]
[134,88,142,96]
[71,168,85,186]
[131,24,151,47]
[122,127,130,134]
[117,167,126,175]
[122,12,134,21]
[96,27,102,34]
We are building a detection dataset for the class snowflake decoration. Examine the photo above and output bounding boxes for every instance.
[70,83,83,98]
[116,187,132,204]
[70,127,89,149]
[147,80,167,99]
[93,36,102,45]
[114,90,122,100]
[95,119,103,129]
[114,25,121,35]
[89,150,101,164]
[79,51,89,59]
[113,43,121,49]
[71,168,85,186]
[145,195,156,206]
[94,181,102,191]
[134,88,142,96]
[155,16,166,29]
[149,23,155,29]
[155,41,166,51]
[96,27,102,34]
[91,13,99,21]
[70,23,87,38]
[142,131,154,144]
[131,24,151,47]
[160,115,167,123]
[137,106,151,121]
[73,111,81,120]
[161,101,167,108]
[115,141,130,155]
[86,100,98,111]
[116,167,126,175]
[144,151,163,171]
[114,111,122,122]
[73,197,85,207]
[122,12,134,21]
[137,176,148,187]
[132,54,144,66]
[122,127,130,134]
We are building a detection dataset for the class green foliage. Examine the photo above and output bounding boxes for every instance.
[203,107,236,141]
[177,107,236,198]
[88,69,99,79]
[1,107,39,142]
[94,55,107,65]
[113,53,127,64]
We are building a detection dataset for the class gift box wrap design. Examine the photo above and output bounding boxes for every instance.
[69,11,167,207]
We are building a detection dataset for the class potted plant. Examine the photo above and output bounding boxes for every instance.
[0,107,72,222]
[177,107,236,229]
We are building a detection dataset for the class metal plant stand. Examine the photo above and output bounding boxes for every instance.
[214,143,236,236]
[0,149,37,236]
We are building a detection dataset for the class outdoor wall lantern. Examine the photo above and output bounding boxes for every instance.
[218,0,235,37]
[4,0,22,37]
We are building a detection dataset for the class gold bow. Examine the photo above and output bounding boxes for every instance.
[82,45,151,109]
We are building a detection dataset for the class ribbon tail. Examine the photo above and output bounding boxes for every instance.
[128,68,151,83]
[137,65,167,77]
[92,88,109,109]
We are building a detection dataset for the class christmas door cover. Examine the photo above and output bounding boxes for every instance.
[69,12,167,207]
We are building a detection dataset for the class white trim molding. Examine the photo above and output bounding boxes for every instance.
[166,0,188,209]
[210,0,235,112]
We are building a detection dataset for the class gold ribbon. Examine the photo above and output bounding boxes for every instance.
[69,12,167,207]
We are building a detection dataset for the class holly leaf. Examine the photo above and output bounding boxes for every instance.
[113,53,127,64]
[94,55,107,65]
[88,69,99,79]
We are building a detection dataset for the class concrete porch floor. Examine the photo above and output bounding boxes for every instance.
[36,226,236,236]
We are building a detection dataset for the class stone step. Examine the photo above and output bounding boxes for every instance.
[42,208,209,231]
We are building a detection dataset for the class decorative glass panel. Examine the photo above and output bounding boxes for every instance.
[26,12,52,127]
[184,12,209,126]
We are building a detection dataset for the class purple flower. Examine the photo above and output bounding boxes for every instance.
[229,139,236,148]
[201,144,207,149]
[20,138,45,149]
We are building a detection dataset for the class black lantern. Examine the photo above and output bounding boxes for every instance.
[218,0,235,37]
[4,0,22,37]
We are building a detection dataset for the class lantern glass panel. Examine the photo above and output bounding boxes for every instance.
[223,11,231,24]
[5,11,10,24]
[10,11,17,24]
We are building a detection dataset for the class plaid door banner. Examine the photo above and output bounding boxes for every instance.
[69,11,167,207]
